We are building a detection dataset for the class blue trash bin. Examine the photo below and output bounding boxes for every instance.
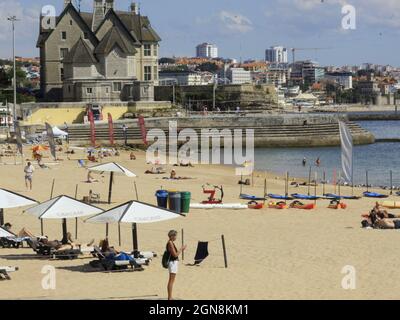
[156,190,169,209]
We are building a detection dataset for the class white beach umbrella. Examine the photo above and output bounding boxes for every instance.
[86,201,184,252]
[41,126,68,138]
[0,189,38,226]
[0,226,15,238]
[25,195,103,240]
[88,162,136,178]
[88,162,137,236]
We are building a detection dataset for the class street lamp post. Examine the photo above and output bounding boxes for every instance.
[7,16,19,132]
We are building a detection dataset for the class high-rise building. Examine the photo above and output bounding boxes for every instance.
[265,46,288,64]
[196,43,218,59]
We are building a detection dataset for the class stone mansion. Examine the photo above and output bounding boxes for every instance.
[37,0,161,102]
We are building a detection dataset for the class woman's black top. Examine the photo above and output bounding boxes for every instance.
[167,241,179,261]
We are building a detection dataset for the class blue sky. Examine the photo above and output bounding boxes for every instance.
[0,0,399,66]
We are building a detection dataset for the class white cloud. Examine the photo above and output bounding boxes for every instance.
[219,11,253,34]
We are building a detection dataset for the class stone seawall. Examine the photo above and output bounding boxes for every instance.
[25,114,375,148]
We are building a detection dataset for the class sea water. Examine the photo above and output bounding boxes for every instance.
[253,121,400,187]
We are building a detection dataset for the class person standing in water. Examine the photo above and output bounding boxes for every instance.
[316,157,321,167]
[166,230,186,301]
[302,158,307,167]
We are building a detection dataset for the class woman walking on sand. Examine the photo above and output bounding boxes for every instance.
[165,230,186,301]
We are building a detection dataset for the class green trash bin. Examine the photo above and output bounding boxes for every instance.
[181,192,191,214]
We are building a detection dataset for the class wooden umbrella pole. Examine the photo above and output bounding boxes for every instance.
[307,166,311,196]
[74,184,79,240]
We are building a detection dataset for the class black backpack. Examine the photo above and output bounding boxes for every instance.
[162,250,171,269]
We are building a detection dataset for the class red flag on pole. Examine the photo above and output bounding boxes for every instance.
[88,111,96,147]
[138,115,147,146]
[108,113,114,146]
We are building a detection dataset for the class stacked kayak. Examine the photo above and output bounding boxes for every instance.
[268,201,288,209]
[324,193,361,200]
[363,192,388,198]
[267,194,293,200]
[291,194,320,200]
[289,201,316,210]
[247,202,264,210]
[379,201,400,209]
[190,203,248,210]
[240,194,267,201]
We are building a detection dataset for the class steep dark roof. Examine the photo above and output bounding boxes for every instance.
[37,4,161,47]
[63,38,98,63]
[37,3,98,48]
[94,26,137,55]
[115,11,161,42]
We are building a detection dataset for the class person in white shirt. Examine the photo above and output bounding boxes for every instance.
[24,162,35,190]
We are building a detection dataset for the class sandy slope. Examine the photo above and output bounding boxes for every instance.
[0,148,399,300]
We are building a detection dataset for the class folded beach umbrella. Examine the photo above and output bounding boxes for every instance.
[0,189,38,226]
[25,195,103,241]
[86,201,184,252]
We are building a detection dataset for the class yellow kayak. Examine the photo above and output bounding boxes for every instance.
[380,201,400,209]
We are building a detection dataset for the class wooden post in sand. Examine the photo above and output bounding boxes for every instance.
[314,172,318,206]
[390,170,393,196]
[323,171,326,196]
[221,235,228,269]
[74,184,78,240]
[263,178,267,204]
[41,178,55,236]
[181,228,185,261]
[307,166,312,196]
[366,170,369,193]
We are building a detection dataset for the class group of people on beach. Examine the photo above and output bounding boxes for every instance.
[362,202,400,229]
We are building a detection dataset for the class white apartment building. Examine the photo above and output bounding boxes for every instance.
[226,68,252,84]
[325,72,353,89]
[159,72,210,86]
[265,46,288,63]
[196,43,218,59]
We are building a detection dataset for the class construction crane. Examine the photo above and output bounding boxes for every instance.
[290,47,332,64]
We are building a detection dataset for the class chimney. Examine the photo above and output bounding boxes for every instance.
[130,2,139,14]
[105,0,114,11]
[92,0,104,32]
[64,0,72,8]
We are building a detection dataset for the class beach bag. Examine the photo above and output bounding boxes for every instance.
[162,250,171,269]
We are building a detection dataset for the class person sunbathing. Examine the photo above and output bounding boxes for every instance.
[130,152,136,160]
[58,232,94,251]
[100,239,143,270]
[164,170,193,180]
[145,167,166,174]
[87,171,99,183]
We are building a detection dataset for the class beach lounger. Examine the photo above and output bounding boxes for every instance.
[26,238,82,260]
[0,236,30,249]
[0,266,18,280]
[90,247,148,272]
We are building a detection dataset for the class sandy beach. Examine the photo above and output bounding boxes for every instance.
[1,147,400,300]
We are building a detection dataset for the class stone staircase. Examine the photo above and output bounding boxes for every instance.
[62,119,374,148]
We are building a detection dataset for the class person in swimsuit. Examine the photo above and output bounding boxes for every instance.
[166,230,186,301]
